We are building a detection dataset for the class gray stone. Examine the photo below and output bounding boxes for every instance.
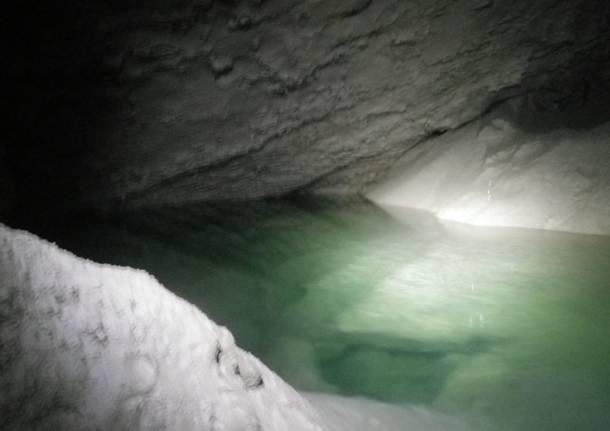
[8,0,610,214]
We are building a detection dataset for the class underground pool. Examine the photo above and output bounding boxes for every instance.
[35,198,610,431]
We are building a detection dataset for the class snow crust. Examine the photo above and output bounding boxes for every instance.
[367,118,610,236]
[0,223,325,430]
[0,224,470,430]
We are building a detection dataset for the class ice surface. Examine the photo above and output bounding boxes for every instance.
[307,393,470,431]
[367,119,610,236]
[0,223,470,430]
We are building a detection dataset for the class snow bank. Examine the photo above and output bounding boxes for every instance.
[0,224,471,431]
[367,117,610,236]
[0,223,325,430]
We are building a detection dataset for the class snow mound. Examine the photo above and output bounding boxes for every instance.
[0,223,324,430]
[0,224,472,431]
[367,118,610,236]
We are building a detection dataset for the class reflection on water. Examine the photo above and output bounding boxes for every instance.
[37,199,610,431]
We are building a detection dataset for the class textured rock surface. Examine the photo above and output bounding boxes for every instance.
[8,0,610,214]
[367,99,610,235]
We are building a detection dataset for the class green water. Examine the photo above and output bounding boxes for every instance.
[40,199,610,431]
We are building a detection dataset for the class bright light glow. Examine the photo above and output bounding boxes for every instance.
[367,118,610,235]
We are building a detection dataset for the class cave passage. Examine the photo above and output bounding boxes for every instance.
[37,198,610,431]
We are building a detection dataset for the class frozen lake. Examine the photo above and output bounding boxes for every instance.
[37,199,610,431]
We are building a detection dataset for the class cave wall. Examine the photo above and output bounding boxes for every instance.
[7,0,610,217]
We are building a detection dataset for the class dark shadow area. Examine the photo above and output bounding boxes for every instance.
[318,333,504,403]
[473,0,610,133]
[6,2,118,219]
